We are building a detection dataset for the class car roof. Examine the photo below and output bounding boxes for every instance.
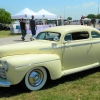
[41,25,99,34]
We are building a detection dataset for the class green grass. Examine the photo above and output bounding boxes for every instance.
[0,67,100,100]
[0,30,21,38]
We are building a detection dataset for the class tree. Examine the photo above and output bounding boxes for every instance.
[0,8,11,24]
[67,17,72,20]
[96,14,100,19]
[87,14,96,19]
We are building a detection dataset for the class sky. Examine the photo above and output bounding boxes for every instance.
[0,0,100,20]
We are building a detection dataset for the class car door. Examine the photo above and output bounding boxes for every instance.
[90,31,100,63]
[62,31,93,70]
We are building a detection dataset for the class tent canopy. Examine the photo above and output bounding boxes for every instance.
[11,8,57,19]
[11,8,38,19]
[36,9,57,19]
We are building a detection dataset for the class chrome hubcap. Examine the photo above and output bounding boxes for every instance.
[28,70,44,87]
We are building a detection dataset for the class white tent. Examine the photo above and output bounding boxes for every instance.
[11,8,38,19]
[36,9,57,19]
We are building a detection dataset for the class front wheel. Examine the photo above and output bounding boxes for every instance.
[22,67,47,91]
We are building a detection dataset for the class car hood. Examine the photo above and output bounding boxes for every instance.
[0,40,57,58]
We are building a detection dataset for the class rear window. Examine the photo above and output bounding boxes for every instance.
[91,31,100,38]
[64,31,89,41]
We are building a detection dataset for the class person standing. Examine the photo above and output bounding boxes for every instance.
[92,18,96,28]
[20,18,26,41]
[80,17,83,25]
[29,15,37,40]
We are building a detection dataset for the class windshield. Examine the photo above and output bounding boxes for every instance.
[36,32,61,41]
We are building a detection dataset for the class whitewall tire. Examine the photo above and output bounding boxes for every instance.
[23,67,47,91]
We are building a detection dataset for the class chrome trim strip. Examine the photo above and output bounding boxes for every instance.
[0,79,11,87]
[57,41,100,49]
[65,42,91,47]
[16,59,59,69]
[67,41,100,47]
[90,41,100,44]
[39,47,56,50]
[40,41,100,49]
[57,46,64,49]
[39,48,53,50]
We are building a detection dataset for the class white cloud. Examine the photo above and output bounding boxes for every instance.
[82,2,97,8]
[64,2,98,9]
[65,5,79,9]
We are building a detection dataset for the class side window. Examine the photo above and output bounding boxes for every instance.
[64,34,72,41]
[72,31,89,40]
[64,31,89,41]
[91,31,100,38]
[36,32,46,39]
[36,32,61,41]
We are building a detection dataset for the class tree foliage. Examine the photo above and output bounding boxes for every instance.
[0,8,11,24]
[87,14,96,19]
[67,17,72,20]
[96,14,100,19]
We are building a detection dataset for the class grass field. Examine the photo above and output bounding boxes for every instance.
[0,67,100,100]
[0,30,21,38]
[0,31,100,100]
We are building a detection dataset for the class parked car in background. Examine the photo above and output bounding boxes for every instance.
[0,25,100,91]
[0,23,10,31]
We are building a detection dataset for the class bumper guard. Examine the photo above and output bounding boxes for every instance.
[0,79,11,87]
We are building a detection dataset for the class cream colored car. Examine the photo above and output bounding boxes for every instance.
[0,25,100,91]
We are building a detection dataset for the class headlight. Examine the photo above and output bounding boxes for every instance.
[3,61,9,71]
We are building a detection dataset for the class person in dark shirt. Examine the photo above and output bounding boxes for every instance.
[29,15,37,40]
[80,17,83,25]
[92,18,96,28]
[20,18,26,41]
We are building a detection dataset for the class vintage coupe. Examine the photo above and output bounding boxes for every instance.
[0,25,100,91]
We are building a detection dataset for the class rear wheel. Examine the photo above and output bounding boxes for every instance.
[22,67,47,91]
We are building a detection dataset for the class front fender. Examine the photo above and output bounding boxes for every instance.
[4,54,62,84]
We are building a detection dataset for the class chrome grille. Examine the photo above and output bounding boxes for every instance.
[0,65,6,79]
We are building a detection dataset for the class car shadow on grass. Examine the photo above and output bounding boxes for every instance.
[43,66,100,90]
[0,84,29,98]
[0,67,100,98]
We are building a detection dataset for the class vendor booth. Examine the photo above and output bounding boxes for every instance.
[11,8,38,19]
[36,9,57,19]
[10,8,57,34]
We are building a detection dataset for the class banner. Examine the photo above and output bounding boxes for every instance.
[10,24,55,34]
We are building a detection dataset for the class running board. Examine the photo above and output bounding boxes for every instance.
[62,62,99,76]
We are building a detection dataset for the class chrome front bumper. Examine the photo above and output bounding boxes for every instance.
[0,79,11,87]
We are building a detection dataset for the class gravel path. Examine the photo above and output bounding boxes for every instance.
[0,34,32,45]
